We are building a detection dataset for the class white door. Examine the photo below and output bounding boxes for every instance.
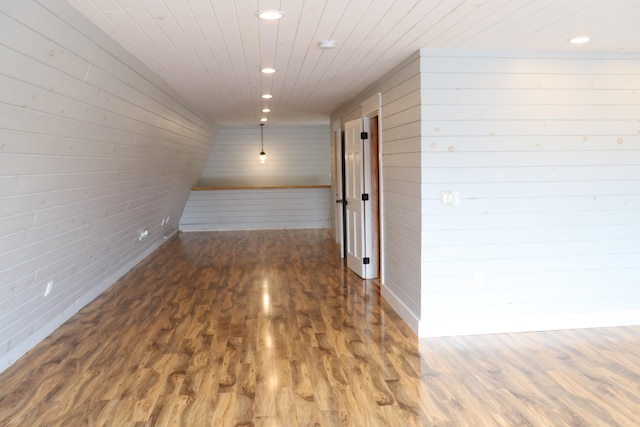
[344,117,375,279]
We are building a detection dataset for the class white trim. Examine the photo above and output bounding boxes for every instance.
[361,93,381,117]
[419,311,640,338]
[381,285,420,335]
[0,235,175,374]
[331,120,344,251]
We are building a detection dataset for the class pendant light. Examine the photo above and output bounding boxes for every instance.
[258,123,267,165]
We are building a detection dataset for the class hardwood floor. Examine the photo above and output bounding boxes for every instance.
[1,229,639,426]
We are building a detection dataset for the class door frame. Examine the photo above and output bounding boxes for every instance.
[332,120,346,257]
[334,94,383,279]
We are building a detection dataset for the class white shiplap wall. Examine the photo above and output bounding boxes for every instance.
[331,53,424,332]
[420,49,640,336]
[180,125,331,230]
[0,0,215,372]
[181,188,331,231]
[199,125,330,180]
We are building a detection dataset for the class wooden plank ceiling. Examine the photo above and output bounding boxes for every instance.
[66,0,640,126]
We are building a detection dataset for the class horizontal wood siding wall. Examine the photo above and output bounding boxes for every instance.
[331,53,423,332]
[180,125,331,230]
[200,125,330,180]
[180,188,331,230]
[419,49,640,336]
[0,0,215,372]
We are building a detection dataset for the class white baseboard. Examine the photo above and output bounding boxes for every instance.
[0,238,169,375]
[380,285,420,335]
[419,310,640,337]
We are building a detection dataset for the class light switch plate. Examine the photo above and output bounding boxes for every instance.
[440,190,460,206]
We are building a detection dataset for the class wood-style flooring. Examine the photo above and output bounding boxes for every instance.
[0,229,639,426]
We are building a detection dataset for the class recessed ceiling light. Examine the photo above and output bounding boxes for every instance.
[318,40,337,49]
[262,94,272,99]
[260,117,268,122]
[261,67,276,74]
[570,36,590,44]
[257,10,283,20]
[262,108,271,113]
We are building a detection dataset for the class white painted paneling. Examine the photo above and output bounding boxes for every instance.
[180,188,331,231]
[66,0,640,127]
[0,0,215,373]
[331,49,640,338]
[419,49,640,337]
[179,125,331,231]
[199,125,330,181]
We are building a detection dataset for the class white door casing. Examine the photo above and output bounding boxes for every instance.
[344,117,374,279]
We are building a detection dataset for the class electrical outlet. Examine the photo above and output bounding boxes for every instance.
[44,281,53,297]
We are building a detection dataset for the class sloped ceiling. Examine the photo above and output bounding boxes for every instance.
[66,0,640,126]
